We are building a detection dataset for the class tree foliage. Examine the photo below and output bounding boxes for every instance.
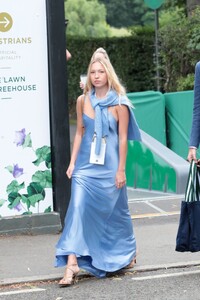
[187,0,200,15]
[65,0,111,37]
[99,0,154,28]
[163,0,200,16]
[159,7,200,92]
[162,0,187,15]
[163,0,186,9]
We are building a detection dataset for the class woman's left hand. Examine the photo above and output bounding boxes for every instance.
[115,170,126,189]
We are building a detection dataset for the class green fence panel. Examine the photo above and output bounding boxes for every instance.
[127,91,166,145]
[126,130,189,194]
[126,142,176,192]
[164,91,200,159]
[124,90,193,193]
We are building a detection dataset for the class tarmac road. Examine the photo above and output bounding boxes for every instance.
[1,267,200,300]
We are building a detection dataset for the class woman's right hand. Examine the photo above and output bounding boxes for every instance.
[66,164,75,179]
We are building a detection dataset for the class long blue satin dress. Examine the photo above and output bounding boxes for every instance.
[55,111,137,278]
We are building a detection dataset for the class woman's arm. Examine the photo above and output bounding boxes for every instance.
[187,62,200,162]
[115,105,129,188]
[66,95,84,178]
[66,49,72,61]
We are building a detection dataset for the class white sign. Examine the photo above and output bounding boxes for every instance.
[0,0,53,217]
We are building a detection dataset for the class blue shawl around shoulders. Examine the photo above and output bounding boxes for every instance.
[90,88,141,155]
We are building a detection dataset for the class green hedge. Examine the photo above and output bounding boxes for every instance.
[66,30,155,117]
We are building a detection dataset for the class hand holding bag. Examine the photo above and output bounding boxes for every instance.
[176,160,200,252]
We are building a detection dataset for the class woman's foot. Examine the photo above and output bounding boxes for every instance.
[124,257,137,269]
[59,264,80,287]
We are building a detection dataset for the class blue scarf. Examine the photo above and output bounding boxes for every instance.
[90,89,141,155]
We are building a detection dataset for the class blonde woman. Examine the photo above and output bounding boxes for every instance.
[55,50,141,287]
[80,47,110,90]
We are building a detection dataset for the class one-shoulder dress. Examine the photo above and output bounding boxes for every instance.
[55,111,137,278]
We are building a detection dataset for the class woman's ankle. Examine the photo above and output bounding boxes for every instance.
[67,254,78,266]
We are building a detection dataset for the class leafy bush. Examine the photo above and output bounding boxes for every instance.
[176,73,194,91]
[159,7,200,92]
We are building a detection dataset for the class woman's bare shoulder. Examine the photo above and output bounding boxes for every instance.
[77,94,84,103]
[76,95,85,109]
[116,104,129,112]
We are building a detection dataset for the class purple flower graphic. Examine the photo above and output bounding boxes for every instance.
[12,164,24,178]
[14,128,26,146]
[4,128,52,215]
[14,203,22,212]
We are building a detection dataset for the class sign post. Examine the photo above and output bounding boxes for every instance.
[46,0,71,226]
[144,0,165,91]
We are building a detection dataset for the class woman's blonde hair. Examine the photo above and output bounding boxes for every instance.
[90,47,110,62]
[84,54,126,96]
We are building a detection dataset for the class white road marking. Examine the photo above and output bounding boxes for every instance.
[128,194,184,203]
[131,211,179,219]
[145,201,167,213]
[132,269,200,281]
[0,288,45,296]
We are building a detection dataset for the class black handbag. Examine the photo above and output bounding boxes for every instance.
[176,160,200,252]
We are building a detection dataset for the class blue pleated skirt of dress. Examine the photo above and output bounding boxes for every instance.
[55,112,136,278]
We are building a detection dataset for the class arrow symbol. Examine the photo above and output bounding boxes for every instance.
[0,16,10,28]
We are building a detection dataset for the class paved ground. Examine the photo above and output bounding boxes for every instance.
[2,189,200,288]
[127,188,183,219]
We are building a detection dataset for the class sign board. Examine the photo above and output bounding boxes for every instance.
[144,0,165,10]
[0,0,53,217]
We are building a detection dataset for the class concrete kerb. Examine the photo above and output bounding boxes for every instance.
[1,260,200,287]
[0,212,62,236]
